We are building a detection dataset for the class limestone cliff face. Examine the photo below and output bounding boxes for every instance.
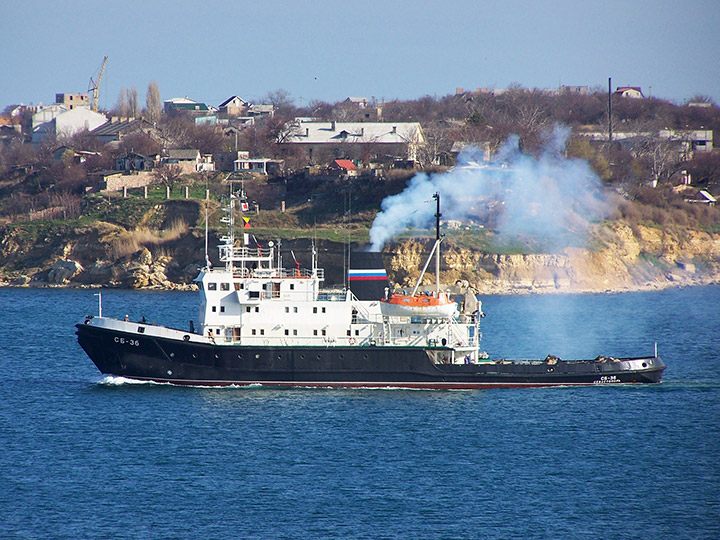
[2,220,720,293]
[385,224,720,294]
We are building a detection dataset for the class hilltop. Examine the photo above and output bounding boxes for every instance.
[2,88,720,293]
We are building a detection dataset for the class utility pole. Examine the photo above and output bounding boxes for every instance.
[608,77,613,143]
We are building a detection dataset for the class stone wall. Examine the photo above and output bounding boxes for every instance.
[103,172,156,192]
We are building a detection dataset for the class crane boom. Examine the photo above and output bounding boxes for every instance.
[89,56,108,112]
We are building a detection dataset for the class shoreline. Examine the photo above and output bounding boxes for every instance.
[3,274,719,296]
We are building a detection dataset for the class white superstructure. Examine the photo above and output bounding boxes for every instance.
[192,188,482,362]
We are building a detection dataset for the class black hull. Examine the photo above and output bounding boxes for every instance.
[76,323,666,389]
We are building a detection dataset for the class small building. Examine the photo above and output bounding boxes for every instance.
[559,85,589,95]
[615,86,644,99]
[343,97,369,108]
[89,117,162,144]
[219,96,250,117]
[55,93,90,109]
[164,149,215,173]
[32,107,108,144]
[329,159,358,177]
[233,157,284,176]
[164,97,210,114]
[685,190,717,206]
[115,152,157,171]
[247,104,274,118]
[282,120,426,165]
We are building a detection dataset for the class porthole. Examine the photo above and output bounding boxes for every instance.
[214,354,219,359]
[167,370,172,376]
[255,354,260,359]
[642,362,648,368]
[169,352,174,358]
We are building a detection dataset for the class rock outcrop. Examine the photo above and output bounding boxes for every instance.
[1,220,720,294]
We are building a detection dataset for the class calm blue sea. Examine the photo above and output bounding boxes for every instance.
[1,285,718,540]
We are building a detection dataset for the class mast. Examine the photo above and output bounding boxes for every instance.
[433,192,441,293]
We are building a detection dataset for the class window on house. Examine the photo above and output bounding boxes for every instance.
[347,330,351,336]
[321,329,326,336]
[255,307,259,312]
[313,307,317,314]
[207,283,217,291]
[355,330,359,336]
[220,306,225,313]
[293,307,298,313]
[246,307,251,313]
[284,329,289,336]
[212,306,217,312]
[285,307,289,313]
[313,330,318,336]
[260,329,265,335]
[290,284,295,290]
[293,329,298,336]
[221,283,229,291]
[252,329,256,335]
[322,307,326,313]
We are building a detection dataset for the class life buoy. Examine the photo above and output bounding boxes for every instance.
[348,337,356,345]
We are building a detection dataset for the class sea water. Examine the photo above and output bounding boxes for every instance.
[0,286,718,540]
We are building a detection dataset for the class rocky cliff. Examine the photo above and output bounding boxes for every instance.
[387,223,720,294]
[2,219,720,294]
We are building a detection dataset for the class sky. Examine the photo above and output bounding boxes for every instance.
[2,0,719,111]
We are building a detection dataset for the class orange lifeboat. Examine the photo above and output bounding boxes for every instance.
[380,291,457,318]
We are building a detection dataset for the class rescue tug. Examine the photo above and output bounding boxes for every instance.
[76,191,666,388]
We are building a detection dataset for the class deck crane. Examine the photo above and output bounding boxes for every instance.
[88,56,108,112]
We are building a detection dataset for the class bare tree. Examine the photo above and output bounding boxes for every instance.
[145,81,162,123]
[128,87,139,118]
[115,89,129,116]
[152,163,183,192]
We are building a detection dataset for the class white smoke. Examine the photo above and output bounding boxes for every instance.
[369,124,610,251]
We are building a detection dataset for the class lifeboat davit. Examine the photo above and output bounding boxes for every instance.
[380,291,457,318]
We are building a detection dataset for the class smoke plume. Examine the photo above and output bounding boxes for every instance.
[369,124,610,251]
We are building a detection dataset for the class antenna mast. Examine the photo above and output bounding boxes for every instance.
[434,192,441,293]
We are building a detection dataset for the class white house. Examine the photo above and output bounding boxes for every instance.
[32,107,108,144]
[282,120,426,164]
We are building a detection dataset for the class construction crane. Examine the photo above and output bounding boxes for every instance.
[88,56,108,112]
